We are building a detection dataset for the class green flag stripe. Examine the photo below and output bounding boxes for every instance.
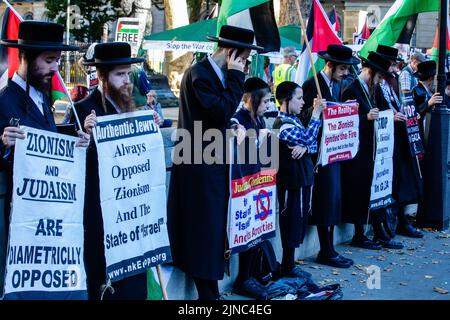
[360,0,439,58]
[217,0,269,36]
[118,28,139,34]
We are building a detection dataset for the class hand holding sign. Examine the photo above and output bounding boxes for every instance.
[367,108,379,121]
[312,97,327,118]
[84,110,97,134]
[428,92,443,108]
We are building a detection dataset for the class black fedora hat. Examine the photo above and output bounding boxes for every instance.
[318,44,360,65]
[84,42,144,66]
[414,60,436,81]
[206,25,264,51]
[359,51,394,78]
[376,45,403,62]
[1,21,78,51]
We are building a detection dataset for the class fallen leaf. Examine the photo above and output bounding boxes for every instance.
[332,271,340,275]
[383,268,393,272]
[390,262,398,266]
[436,234,450,239]
[425,275,433,279]
[432,260,440,264]
[351,272,358,275]
[377,256,386,261]
[433,287,449,294]
[309,265,321,269]
[405,262,414,266]
[399,282,408,286]
[295,260,307,265]
[344,250,353,255]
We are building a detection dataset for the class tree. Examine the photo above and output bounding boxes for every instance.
[278,0,312,26]
[45,0,123,42]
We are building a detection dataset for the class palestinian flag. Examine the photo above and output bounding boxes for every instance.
[0,5,68,102]
[359,0,439,58]
[0,7,20,90]
[327,6,340,35]
[294,0,342,86]
[117,19,140,34]
[216,0,280,53]
[429,22,450,62]
[353,18,371,45]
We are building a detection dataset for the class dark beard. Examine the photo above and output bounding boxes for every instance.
[106,83,135,113]
[28,63,54,93]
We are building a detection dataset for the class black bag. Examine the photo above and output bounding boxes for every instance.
[250,241,280,284]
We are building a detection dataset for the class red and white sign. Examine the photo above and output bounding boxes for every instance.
[320,101,360,166]
[227,168,277,253]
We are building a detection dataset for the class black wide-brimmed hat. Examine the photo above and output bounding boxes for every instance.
[244,77,269,93]
[275,81,299,103]
[206,25,264,51]
[1,21,78,51]
[359,51,394,78]
[414,60,436,81]
[376,45,403,62]
[83,42,144,66]
[318,44,360,65]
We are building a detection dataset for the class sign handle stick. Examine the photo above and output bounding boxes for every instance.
[295,0,323,99]
[156,265,169,300]
[415,156,422,179]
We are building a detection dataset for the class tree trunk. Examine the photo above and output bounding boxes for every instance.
[278,0,312,26]
[163,0,190,89]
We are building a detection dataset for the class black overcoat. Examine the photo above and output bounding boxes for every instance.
[301,73,342,226]
[75,88,147,300]
[167,58,245,280]
[341,79,375,224]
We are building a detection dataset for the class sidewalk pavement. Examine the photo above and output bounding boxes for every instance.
[224,229,450,300]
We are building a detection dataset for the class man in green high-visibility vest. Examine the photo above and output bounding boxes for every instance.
[273,47,298,87]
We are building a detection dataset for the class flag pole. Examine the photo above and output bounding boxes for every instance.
[295,0,323,99]
[2,0,83,132]
[2,0,23,22]
[156,265,168,300]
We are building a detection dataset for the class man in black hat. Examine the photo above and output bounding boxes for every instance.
[413,60,444,138]
[300,44,359,268]
[0,20,80,288]
[168,25,262,300]
[74,42,148,300]
[341,52,394,251]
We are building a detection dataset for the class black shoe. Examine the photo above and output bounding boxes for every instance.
[350,236,383,250]
[373,237,404,249]
[233,277,269,299]
[396,224,424,238]
[315,254,352,268]
[281,266,312,279]
[334,254,354,265]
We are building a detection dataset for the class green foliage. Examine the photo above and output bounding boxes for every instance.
[45,0,123,42]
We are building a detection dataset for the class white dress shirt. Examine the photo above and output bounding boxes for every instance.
[12,72,45,115]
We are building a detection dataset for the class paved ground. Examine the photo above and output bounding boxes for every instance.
[223,229,450,300]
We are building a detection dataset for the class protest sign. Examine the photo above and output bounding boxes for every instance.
[93,110,171,282]
[401,92,425,158]
[115,18,145,56]
[369,110,395,210]
[320,101,360,166]
[4,127,87,299]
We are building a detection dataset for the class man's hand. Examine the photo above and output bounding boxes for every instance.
[84,110,97,134]
[428,92,443,107]
[232,124,247,145]
[153,111,163,127]
[1,126,25,148]
[289,145,307,159]
[367,108,379,120]
[394,110,407,122]
[227,49,246,72]
[75,130,90,148]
